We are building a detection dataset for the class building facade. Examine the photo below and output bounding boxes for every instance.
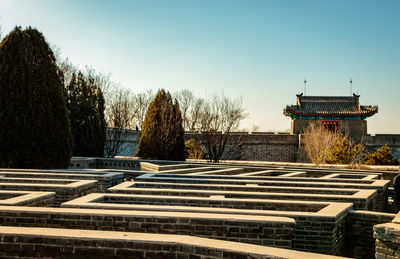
[283,93,378,140]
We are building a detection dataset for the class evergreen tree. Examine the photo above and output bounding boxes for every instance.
[325,134,363,164]
[0,27,72,168]
[65,72,106,157]
[137,89,185,160]
[185,138,204,159]
[364,145,399,165]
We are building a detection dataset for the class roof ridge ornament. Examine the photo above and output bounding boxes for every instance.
[304,78,307,96]
[350,78,353,96]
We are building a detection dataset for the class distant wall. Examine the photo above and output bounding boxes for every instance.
[105,129,140,157]
[239,133,299,162]
[365,134,400,159]
[106,130,400,161]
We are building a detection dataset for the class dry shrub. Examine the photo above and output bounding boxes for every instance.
[185,138,204,159]
[303,122,364,166]
[303,123,339,165]
[364,145,399,165]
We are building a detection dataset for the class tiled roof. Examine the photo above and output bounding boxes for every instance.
[283,94,378,118]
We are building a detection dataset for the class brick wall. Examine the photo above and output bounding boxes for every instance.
[374,222,400,259]
[0,171,125,193]
[0,206,295,249]
[104,130,400,161]
[344,210,395,258]
[0,192,55,207]
[132,174,389,212]
[0,181,97,205]
[85,195,325,213]
[109,182,376,210]
[13,194,54,207]
[0,226,347,259]
[291,211,348,255]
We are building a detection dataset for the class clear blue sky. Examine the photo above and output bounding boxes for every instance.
[1,0,399,134]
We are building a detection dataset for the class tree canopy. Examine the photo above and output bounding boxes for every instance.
[137,89,185,161]
[65,71,106,157]
[364,145,399,165]
[0,26,72,168]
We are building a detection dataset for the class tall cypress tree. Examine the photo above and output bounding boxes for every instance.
[65,72,106,157]
[137,89,185,161]
[0,27,72,168]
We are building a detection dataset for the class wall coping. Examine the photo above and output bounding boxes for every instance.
[349,209,396,217]
[112,156,399,171]
[0,205,295,224]
[0,226,348,259]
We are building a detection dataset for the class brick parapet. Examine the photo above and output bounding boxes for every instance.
[345,210,395,258]
[373,212,400,259]
[133,173,389,211]
[0,179,97,205]
[0,169,125,192]
[0,206,295,249]
[0,226,350,259]
[109,182,377,210]
[64,191,353,256]
[0,191,55,207]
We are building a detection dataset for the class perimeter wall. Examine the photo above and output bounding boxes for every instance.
[107,129,400,162]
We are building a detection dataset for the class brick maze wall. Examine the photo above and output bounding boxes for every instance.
[345,210,395,259]
[0,162,395,258]
[110,183,376,210]
[0,178,98,205]
[64,192,354,255]
[132,173,388,211]
[0,191,55,207]
[0,226,347,259]
[0,206,295,248]
[373,213,400,259]
[95,194,326,212]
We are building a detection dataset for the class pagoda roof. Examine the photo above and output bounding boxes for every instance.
[283,93,378,119]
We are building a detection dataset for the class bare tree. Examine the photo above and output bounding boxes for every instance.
[195,93,247,162]
[173,89,206,132]
[104,87,136,157]
[132,89,154,130]
[79,68,142,157]
[85,66,115,99]
[187,97,205,131]
[58,57,77,87]
[174,89,195,131]
[53,51,143,157]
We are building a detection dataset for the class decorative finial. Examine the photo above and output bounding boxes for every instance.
[304,78,307,96]
[350,78,353,96]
